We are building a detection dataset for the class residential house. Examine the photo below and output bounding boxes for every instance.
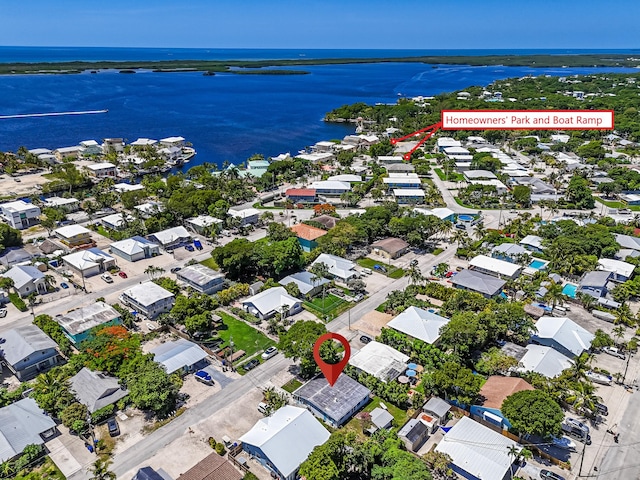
[239,406,330,480]
[578,270,612,298]
[278,271,329,299]
[0,398,57,463]
[450,269,507,298]
[63,248,116,278]
[470,179,509,195]
[150,338,208,375]
[435,416,521,480]
[436,137,462,151]
[249,281,264,296]
[175,264,225,294]
[471,376,534,429]
[531,316,595,358]
[327,174,362,185]
[69,367,128,413]
[376,155,405,165]
[102,138,125,153]
[159,136,185,148]
[133,467,173,480]
[246,159,271,178]
[296,152,335,163]
[398,419,430,452]
[57,301,122,345]
[0,200,41,230]
[85,162,117,178]
[382,173,421,190]
[519,235,545,253]
[292,374,371,427]
[130,138,158,147]
[120,282,175,319]
[491,243,530,263]
[113,182,145,193]
[514,344,573,378]
[290,223,327,252]
[0,324,61,380]
[227,208,261,226]
[43,196,80,212]
[469,254,522,280]
[185,215,223,235]
[0,248,33,268]
[597,258,635,282]
[386,306,450,345]
[241,287,302,320]
[308,180,351,197]
[311,214,338,229]
[1,265,47,297]
[109,236,160,262]
[134,202,164,219]
[54,224,93,247]
[393,188,426,204]
[310,253,358,282]
[369,407,394,432]
[147,226,191,250]
[413,207,456,222]
[386,163,415,173]
[614,233,640,252]
[464,170,497,181]
[423,397,451,425]
[371,237,410,260]
[444,146,471,158]
[79,140,103,156]
[177,452,241,480]
[285,188,317,204]
[54,146,82,161]
[313,141,336,153]
[349,341,409,383]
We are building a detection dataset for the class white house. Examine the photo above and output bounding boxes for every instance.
[120,282,175,319]
[159,136,185,148]
[469,254,522,280]
[43,196,80,212]
[393,188,426,204]
[227,208,261,226]
[349,341,409,383]
[242,287,302,320]
[0,200,41,230]
[310,253,358,282]
[62,248,116,278]
[102,138,125,153]
[387,306,450,344]
[516,344,573,379]
[79,140,103,156]
[531,316,595,358]
[85,162,117,178]
[186,215,223,235]
[109,236,160,262]
[597,258,635,282]
[54,146,82,161]
[176,264,225,295]
[113,182,145,193]
[1,265,47,297]
[147,226,191,250]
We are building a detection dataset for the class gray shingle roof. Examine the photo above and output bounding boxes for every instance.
[450,269,506,296]
[69,368,129,413]
[0,325,57,367]
[0,398,56,463]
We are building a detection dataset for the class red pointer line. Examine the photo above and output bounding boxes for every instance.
[390,121,442,145]
[402,122,442,161]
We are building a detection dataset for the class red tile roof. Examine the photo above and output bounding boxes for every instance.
[286,188,316,197]
[290,223,327,241]
[479,376,534,410]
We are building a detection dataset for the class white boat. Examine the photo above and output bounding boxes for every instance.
[552,436,577,451]
[586,371,612,385]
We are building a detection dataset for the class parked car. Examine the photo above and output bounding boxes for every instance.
[243,359,260,371]
[60,282,69,289]
[360,335,372,344]
[445,271,454,278]
[185,245,195,252]
[361,268,373,275]
[262,346,278,360]
[373,264,387,273]
[455,224,466,229]
[107,418,120,437]
[257,402,269,415]
[540,470,565,480]
[551,435,577,451]
[595,402,609,416]
[170,267,182,273]
[603,346,626,360]
[0,309,6,318]
[101,273,113,283]
[118,271,128,278]
[353,293,364,302]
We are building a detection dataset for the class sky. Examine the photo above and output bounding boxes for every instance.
[1,0,639,50]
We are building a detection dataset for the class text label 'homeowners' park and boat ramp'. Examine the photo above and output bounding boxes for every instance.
[441,110,614,130]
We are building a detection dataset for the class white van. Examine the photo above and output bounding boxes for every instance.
[361,268,373,276]
[257,402,269,415]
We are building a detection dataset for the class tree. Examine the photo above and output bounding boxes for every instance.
[144,265,165,280]
[309,261,330,310]
[430,362,482,405]
[89,456,117,480]
[501,390,564,438]
[422,451,454,480]
[283,281,302,299]
[267,221,295,241]
[126,359,178,418]
[408,259,424,285]
[543,281,565,308]
[278,321,327,379]
[61,402,89,433]
[184,312,211,334]
[566,174,595,209]
[512,185,531,207]
[475,347,519,376]
[346,278,366,294]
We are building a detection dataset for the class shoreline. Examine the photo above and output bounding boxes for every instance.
[0,53,639,75]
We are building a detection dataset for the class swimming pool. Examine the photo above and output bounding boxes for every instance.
[529,259,546,270]
[458,214,474,222]
[562,284,578,298]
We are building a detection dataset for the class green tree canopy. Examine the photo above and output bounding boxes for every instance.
[502,389,564,438]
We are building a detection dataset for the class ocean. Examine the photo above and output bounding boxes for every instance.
[0,47,637,167]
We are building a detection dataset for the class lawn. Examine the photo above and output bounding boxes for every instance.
[357,257,405,279]
[200,257,220,270]
[303,294,351,319]
[434,168,464,182]
[595,197,640,211]
[343,396,410,438]
[215,311,275,361]
[282,378,303,393]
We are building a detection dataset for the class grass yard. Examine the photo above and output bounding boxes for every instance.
[595,197,640,211]
[357,257,405,279]
[215,311,275,360]
[200,257,220,270]
[431,247,444,255]
[282,378,303,393]
[434,168,464,182]
[343,396,410,439]
[303,294,351,319]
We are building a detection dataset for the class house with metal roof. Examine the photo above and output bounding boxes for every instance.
[0,324,61,380]
[1,265,47,297]
[286,188,317,204]
[147,226,191,250]
[185,215,223,235]
[63,247,116,278]
[435,416,520,480]
[597,258,636,282]
[241,287,302,320]
[43,196,80,212]
[423,397,451,424]
[292,374,371,427]
[0,200,41,230]
[469,254,522,280]
[310,253,358,282]
[531,316,595,358]
[349,341,409,383]
[450,269,506,298]
[0,397,57,463]
[239,406,330,480]
[519,234,545,253]
[120,282,175,319]
[54,224,93,247]
[69,368,128,413]
[57,301,122,344]
[177,452,241,480]
[387,306,450,345]
[176,264,225,295]
[110,236,160,262]
[308,180,351,197]
[370,407,394,431]
[491,243,530,263]
[150,338,209,375]
[578,270,612,298]
[227,208,261,226]
[278,271,329,298]
[516,344,573,378]
[393,188,426,204]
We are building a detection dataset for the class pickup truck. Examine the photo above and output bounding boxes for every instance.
[101,273,114,283]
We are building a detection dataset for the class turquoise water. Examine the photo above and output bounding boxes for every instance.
[458,215,474,222]
[563,284,578,298]
[529,260,546,269]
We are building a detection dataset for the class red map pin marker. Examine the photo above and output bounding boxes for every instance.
[313,333,351,387]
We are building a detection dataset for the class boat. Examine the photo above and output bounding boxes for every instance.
[586,371,612,385]
[552,436,577,451]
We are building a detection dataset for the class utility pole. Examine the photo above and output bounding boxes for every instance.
[622,351,633,385]
[348,308,351,330]
[578,437,587,477]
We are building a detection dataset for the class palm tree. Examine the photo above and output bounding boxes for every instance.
[612,325,626,346]
[144,266,165,280]
[614,304,634,327]
[566,381,601,417]
[543,281,565,308]
[44,275,56,292]
[577,292,597,312]
[309,262,330,311]
[408,260,424,285]
[89,456,116,480]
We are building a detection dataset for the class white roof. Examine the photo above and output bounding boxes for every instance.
[349,341,409,382]
[29,148,51,155]
[55,146,82,153]
[1,200,39,213]
[464,170,497,179]
[533,317,595,357]
[414,207,455,220]
[44,197,78,207]
[470,179,508,190]
[63,248,113,271]
[443,146,470,155]
[315,141,335,147]
[520,235,544,250]
[159,136,185,143]
[54,224,91,238]
[377,156,404,162]
[327,174,362,183]
[296,152,334,162]
[469,255,522,277]
[435,416,519,480]
[242,287,301,316]
[2,265,44,290]
[134,202,163,215]
[597,258,635,278]
[150,338,208,374]
[113,183,145,193]
[149,226,191,245]
[387,306,450,344]
[239,406,329,479]
[517,344,573,378]
[57,301,121,335]
[308,180,351,191]
[228,208,261,219]
[0,398,56,463]
[123,282,174,307]
[85,162,116,170]
[615,234,640,251]
[80,140,99,147]
[187,215,223,228]
[437,137,462,148]
[311,253,357,280]
[130,138,157,146]
[394,189,425,197]
[110,237,158,256]
[101,213,129,228]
